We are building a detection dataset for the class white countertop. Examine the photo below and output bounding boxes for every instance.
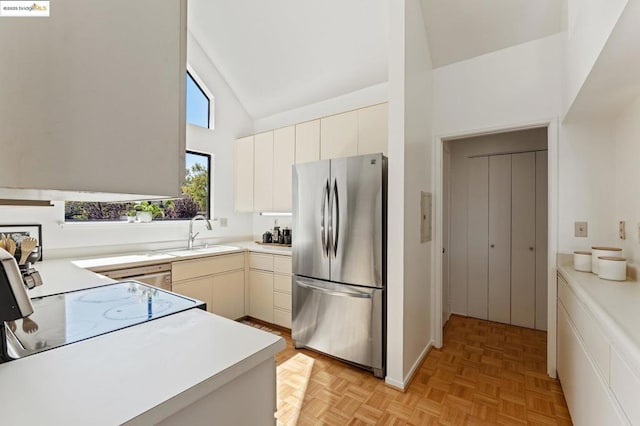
[66,241,291,274]
[557,254,640,372]
[231,240,292,256]
[1,308,284,425]
[2,242,287,424]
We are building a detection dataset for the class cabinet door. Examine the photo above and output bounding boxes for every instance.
[295,120,320,164]
[357,103,388,156]
[467,157,489,320]
[249,270,274,323]
[212,270,245,320]
[557,303,624,426]
[535,151,548,330]
[0,0,187,199]
[488,155,511,324]
[234,136,254,212]
[173,277,213,313]
[254,131,274,211]
[273,126,295,211]
[510,152,536,329]
[320,110,358,160]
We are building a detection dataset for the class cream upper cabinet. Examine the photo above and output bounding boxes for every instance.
[273,126,295,211]
[321,110,358,160]
[295,120,320,164]
[358,103,388,156]
[0,0,187,200]
[254,131,275,211]
[234,136,254,212]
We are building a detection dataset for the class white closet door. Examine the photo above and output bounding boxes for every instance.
[535,151,548,330]
[467,157,489,320]
[510,152,536,329]
[488,155,511,324]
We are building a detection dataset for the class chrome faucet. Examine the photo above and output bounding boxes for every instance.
[188,215,212,249]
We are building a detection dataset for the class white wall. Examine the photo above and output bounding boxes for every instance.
[558,120,617,253]
[614,96,640,265]
[386,0,433,389]
[446,129,548,315]
[564,0,628,116]
[433,34,563,137]
[0,32,254,258]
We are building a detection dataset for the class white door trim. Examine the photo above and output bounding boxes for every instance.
[431,117,559,378]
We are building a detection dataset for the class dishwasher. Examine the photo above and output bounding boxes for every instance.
[99,263,172,291]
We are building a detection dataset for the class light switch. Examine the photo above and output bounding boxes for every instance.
[575,221,588,238]
[420,191,432,243]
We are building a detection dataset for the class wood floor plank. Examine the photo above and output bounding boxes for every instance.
[274,315,572,425]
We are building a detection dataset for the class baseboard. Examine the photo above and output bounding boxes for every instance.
[384,340,434,391]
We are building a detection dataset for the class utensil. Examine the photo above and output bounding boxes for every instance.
[19,237,37,265]
[0,234,6,251]
[6,238,16,257]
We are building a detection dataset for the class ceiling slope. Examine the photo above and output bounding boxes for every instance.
[421,0,565,68]
[188,0,389,120]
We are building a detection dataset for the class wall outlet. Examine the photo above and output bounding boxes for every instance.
[575,221,588,238]
[619,221,626,240]
[219,218,228,227]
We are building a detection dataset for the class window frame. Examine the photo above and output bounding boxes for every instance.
[185,149,212,218]
[186,69,214,130]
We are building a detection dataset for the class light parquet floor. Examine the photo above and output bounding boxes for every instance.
[275,315,572,425]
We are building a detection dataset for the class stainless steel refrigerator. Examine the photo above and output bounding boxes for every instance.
[292,153,386,378]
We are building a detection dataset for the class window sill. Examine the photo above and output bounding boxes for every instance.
[59,220,195,230]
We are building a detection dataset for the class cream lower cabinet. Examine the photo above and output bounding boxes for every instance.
[248,252,292,328]
[172,254,245,320]
[557,273,629,425]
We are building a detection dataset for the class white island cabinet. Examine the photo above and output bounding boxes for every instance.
[0,0,187,200]
[1,259,284,426]
[557,255,640,425]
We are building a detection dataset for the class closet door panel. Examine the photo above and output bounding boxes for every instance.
[467,157,489,320]
[535,151,548,330]
[511,152,536,329]
[488,155,511,324]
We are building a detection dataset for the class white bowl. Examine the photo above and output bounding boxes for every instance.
[573,250,592,272]
[598,256,627,281]
[591,246,622,274]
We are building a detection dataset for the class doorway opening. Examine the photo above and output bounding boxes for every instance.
[441,128,549,331]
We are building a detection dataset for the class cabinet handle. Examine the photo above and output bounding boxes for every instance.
[490,244,495,248]
[529,246,535,251]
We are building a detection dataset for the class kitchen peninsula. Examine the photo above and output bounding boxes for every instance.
[0,256,284,425]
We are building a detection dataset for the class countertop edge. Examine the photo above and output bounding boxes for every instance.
[557,254,640,375]
[127,337,285,425]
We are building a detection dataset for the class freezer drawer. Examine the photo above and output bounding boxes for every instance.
[292,276,384,377]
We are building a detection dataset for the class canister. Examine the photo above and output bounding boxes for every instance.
[591,246,622,274]
[598,256,627,281]
[573,250,592,272]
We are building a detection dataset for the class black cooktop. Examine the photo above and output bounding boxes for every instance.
[4,281,204,359]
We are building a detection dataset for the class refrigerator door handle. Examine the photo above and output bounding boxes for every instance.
[295,280,372,299]
[321,180,330,257]
[331,179,339,257]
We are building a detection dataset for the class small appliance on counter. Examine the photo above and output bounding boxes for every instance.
[256,225,292,247]
[0,249,35,363]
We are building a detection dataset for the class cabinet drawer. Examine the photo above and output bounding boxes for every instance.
[274,291,292,311]
[611,348,640,424]
[274,308,292,328]
[274,274,292,293]
[172,254,244,282]
[273,256,292,274]
[557,273,610,379]
[249,253,274,271]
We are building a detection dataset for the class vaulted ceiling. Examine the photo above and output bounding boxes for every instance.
[188,0,565,121]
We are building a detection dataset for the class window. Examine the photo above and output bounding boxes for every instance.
[64,72,213,222]
[186,71,211,128]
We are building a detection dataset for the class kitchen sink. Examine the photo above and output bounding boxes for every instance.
[158,245,241,257]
